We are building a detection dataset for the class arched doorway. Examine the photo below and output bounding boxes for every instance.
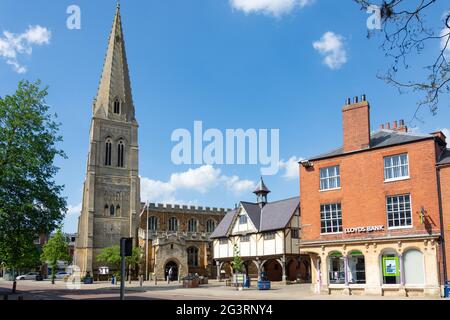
[263,260,282,281]
[165,261,179,281]
[299,255,312,283]
[287,259,299,282]
[404,249,424,285]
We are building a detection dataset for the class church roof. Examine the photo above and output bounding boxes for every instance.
[210,197,300,238]
[94,4,135,121]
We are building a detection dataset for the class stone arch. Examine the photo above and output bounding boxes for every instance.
[379,248,401,285]
[403,248,425,285]
[261,259,283,282]
[164,259,181,281]
[219,261,233,278]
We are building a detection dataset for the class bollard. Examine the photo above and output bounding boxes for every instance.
[139,275,143,287]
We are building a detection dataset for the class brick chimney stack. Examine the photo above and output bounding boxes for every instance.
[343,95,371,152]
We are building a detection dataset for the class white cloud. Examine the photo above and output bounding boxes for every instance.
[313,32,347,70]
[66,203,82,217]
[0,25,51,73]
[140,165,256,203]
[223,175,256,194]
[279,156,304,180]
[230,0,314,17]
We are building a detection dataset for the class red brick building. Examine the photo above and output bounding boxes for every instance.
[299,96,449,297]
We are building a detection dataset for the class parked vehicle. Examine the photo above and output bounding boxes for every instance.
[16,272,41,281]
[54,271,70,280]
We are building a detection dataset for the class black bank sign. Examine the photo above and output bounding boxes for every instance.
[344,225,385,234]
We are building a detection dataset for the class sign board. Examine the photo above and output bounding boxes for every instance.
[99,266,109,275]
[344,225,385,234]
[382,256,400,277]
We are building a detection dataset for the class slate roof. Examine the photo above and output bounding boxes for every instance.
[309,129,433,161]
[210,197,300,238]
[210,209,236,239]
[438,149,450,166]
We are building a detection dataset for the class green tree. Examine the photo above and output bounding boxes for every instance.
[97,246,142,280]
[0,80,67,292]
[231,244,244,274]
[40,230,70,284]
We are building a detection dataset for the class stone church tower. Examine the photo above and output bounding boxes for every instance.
[75,4,140,275]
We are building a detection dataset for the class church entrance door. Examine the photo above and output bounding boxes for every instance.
[165,261,179,281]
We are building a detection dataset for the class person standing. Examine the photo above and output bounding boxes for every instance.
[168,267,173,284]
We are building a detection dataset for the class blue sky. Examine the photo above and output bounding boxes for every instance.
[0,0,449,233]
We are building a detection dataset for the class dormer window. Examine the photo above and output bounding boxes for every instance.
[113,98,120,114]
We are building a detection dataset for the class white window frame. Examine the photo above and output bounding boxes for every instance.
[240,235,250,242]
[384,153,410,182]
[320,203,343,234]
[320,166,341,191]
[386,194,413,230]
[239,214,248,225]
[263,232,276,240]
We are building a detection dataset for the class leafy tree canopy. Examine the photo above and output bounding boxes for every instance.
[0,80,67,270]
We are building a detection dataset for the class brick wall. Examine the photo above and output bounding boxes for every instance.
[439,165,450,280]
[343,101,370,152]
[300,139,441,242]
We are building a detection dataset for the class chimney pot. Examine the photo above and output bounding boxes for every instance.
[393,121,398,129]
[354,96,359,104]
[386,122,391,129]
[346,98,351,105]
[399,119,405,127]
[362,94,366,102]
[381,124,385,129]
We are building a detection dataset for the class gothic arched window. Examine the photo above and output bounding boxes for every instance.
[116,205,121,217]
[168,217,178,232]
[187,247,199,267]
[206,219,216,233]
[110,205,115,216]
[105,139,112,166]
[104,204,109,216]
[188,219,197,233]
[113,98,120,114]
[148,216,158,231]
[117,140,124,168]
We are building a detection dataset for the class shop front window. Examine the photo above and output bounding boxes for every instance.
[348,251,366,284]
[381,250,401,284]
[328,252,345,284]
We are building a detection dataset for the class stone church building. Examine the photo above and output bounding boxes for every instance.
[138,204,228,280]
[74,4,228,278]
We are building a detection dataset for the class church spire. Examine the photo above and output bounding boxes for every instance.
[94,4,135,121]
